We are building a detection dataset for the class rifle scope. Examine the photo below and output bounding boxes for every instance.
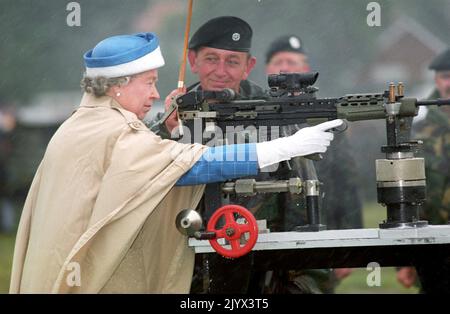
[268,72,319,91]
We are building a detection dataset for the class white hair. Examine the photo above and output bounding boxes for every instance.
[80,74,131,97]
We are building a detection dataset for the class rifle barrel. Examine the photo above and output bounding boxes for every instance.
[416,98,450,107]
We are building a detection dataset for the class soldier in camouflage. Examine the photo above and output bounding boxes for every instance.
[397,48,450,293]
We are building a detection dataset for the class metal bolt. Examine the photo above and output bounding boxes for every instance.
[226,228,235,237]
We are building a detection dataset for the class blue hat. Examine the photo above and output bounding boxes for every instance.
[83,32,165,78]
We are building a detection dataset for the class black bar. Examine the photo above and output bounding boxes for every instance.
[416,98,450,106]
[200,243,450,270]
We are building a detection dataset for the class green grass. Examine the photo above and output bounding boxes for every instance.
[0,202,420,293]
[362,202,387,229]
[0,234,15,293]
[334,202,419,294]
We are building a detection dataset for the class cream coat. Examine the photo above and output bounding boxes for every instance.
[10,93,206,293]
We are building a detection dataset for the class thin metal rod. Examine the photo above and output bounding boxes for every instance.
[177,0,194,91]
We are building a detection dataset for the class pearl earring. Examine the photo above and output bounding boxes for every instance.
[116,92,121,97]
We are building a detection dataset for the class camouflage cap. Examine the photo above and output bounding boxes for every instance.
[188,16,252,52]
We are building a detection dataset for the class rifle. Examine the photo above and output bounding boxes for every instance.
[175,72,448,130]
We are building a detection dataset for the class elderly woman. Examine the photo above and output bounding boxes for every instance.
[10,33,342,293]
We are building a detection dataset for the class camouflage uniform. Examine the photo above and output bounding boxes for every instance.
[413,89,450,293]
[414,90,450,224]
[315,134,363,230]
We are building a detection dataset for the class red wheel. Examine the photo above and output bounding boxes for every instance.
[207,204,258,258]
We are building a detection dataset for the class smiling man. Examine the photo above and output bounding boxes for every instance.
[186,16,263,98]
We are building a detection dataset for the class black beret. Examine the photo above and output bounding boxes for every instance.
[265,35,305,64]
[188,16,252,52]
[429,48,450,71]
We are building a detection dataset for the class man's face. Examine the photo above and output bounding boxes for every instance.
[266,51,310,74]
[114,69,160,120]
[188,47,256,93]
[435,71,450,98]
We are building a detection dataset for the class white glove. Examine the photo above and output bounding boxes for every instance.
[256,119,344,168]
